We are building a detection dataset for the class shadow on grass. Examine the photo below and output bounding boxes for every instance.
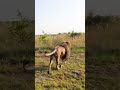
[35,65,58,72]
[35,65,48,71]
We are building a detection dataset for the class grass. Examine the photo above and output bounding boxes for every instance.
[0,64,34,90]
[86,22,120,89]
[86,53,120,90]
[35,33,85,90]
[0,21,35,90]
[35,53,85,90]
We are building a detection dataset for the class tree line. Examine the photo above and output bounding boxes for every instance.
[86,12,120,31]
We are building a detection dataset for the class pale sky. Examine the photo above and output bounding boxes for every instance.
[35,0,85,35]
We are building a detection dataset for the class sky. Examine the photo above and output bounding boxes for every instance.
[0,0,119,34]
[35,0,85,35]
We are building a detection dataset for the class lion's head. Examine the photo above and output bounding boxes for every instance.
[61,41,71,60]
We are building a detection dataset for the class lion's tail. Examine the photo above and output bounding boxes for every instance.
[45,49,57,56]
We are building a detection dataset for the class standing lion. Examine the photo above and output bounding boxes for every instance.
[45,41,71,74]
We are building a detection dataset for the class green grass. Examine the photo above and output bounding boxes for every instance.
[0,74,33,90]
[35,33,85,89]
[0,61,34,90]
[86,51,120,90]
[35,47,85,90]
[72,47,85,54]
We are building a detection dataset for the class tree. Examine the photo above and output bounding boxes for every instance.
[86,11,112,31]
[85,11,94,26]
[8,10,34,69]
[9,10,33,48]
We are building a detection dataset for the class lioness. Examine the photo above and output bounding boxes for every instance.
[45,41,71,74]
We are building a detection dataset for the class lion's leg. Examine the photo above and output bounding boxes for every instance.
[48,56,53,74]
[56,56,60,70]
[60,59,67,68]
[64,60,67,64]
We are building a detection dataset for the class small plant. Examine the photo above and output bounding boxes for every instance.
[39,31,49,45]
[69,31,81,38]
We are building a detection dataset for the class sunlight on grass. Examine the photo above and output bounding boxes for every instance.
[35,33,85,90]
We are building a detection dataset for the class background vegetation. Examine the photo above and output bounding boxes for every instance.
[0,11,35,90]
[35,32,85,90]
[86,12,120,90]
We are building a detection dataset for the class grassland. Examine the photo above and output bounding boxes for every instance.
[86,22,120,89]
[35,33,85,90]
[0,21,35,90]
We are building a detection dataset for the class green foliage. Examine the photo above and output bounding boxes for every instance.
[9,10,33,47]
[69,31,81,38]
[39,34,48,44]
[35,33,85,53]
[86,11,112,30]
[86,12,112,26]
[38,31,51,47]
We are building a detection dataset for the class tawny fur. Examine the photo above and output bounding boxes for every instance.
[45,41,71,74]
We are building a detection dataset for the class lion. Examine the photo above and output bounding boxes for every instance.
[45,41,71,74]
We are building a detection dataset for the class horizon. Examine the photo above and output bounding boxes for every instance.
[35,0,85,35]
[35,31,85,35]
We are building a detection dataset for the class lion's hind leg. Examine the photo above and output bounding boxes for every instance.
[48,55,54,74]
[56,55,60,70]
[60,59,67,69]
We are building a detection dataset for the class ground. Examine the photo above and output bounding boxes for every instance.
[35,46,85,90]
